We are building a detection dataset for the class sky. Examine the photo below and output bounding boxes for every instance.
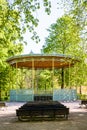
[23,0,64,54]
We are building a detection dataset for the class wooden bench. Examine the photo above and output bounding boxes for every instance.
[80,100,87,107]
[0,102,7,110]
[16,101,69,121]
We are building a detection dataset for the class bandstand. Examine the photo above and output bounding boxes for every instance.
[7,54,78,102]
[7,53,79,121]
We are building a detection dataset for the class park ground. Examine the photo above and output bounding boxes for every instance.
[0,101,87,130]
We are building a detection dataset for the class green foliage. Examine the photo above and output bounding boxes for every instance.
[10,0,51,43]
[0,0,23,71]
[58,0,87,55]
[0,0,23,56]
[42,14,87,89]
[43,15,81,56]
[57,0,87,89]
[78,94,87,100]
[0,0,23,100]
[37,70,52,91]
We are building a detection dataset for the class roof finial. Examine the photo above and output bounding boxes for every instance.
[30,50,34,54]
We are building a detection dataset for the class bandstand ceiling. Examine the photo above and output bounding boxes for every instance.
[6,54,79,69]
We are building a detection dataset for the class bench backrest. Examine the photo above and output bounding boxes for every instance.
[0,102,6,107]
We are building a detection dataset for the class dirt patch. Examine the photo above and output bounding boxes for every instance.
[0,101,87,130]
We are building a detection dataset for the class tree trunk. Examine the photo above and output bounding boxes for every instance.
[79,86,82,94]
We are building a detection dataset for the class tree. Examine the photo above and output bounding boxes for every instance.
[63,0,87,92]
[43,15,81,56]
[8,0,51,43]
[58,0,87,54]
[42,15,82,89]
[0,0,23,100]
[36,70,52,91]
[0,0,23,60]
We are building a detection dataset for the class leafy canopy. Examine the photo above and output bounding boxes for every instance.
[0,0,23,94]
[43,15,81,56]
[9,0,51,43]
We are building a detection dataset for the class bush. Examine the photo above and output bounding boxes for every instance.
[77,94,87,100]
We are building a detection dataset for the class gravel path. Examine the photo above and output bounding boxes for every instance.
[0,101,87,130]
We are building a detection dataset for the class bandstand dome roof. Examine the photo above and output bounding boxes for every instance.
[6,54,79,69]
